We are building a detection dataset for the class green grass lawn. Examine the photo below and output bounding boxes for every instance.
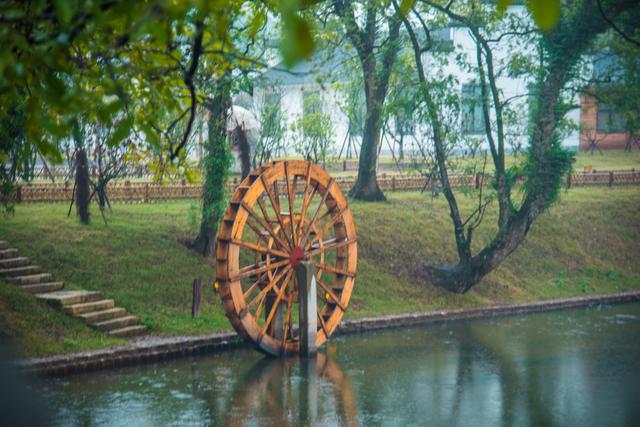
[1,186,639,356]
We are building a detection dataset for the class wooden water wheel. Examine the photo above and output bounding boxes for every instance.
[216,160,357,356]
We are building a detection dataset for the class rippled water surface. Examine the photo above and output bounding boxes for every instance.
[33,303,640,426]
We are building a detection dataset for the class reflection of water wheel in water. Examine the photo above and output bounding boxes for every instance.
[226,353,359,427]
[216,161,357,356]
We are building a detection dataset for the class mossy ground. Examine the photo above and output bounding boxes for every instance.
[1,185,638,356]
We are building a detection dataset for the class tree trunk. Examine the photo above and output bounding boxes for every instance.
[349,114,385,200]
[232,125,251,180]
[335,0,401,201]
[75,148,90,224]
[193,84,232,257]
[423,205,535,293]
[349,64,386,201]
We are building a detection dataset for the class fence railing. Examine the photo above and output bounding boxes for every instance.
[14,169,640,204]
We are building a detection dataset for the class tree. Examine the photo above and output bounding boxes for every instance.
[332,0,403,200]
[336,66,364,159]
[255,92,287,165]
[74,151,91,224]
[86,121,129,214]
[0,0,316,165]
[292,91,334,164]
[0,99,31,213]
[399,0,637,293]
[192,83,233,257]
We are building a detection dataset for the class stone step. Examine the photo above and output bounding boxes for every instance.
[65,299,114,315]
[78,307,126,323]
[0,257,31,269]
[0,249,19,259]
[8,273,51,285]
[108,325,147,338]
[0,265,42,277]
[35,290,103,307]
[93,315,140,331]
[0,241,7,250]
[21,282,64,294]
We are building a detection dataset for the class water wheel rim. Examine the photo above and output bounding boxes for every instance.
[216,160,357,356]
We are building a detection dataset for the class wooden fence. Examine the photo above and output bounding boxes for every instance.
[14,169,640,204]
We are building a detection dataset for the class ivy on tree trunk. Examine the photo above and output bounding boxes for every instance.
[193,83,232,257]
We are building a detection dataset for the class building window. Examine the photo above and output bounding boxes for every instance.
[461,83,485,134]
[597,103,624,133]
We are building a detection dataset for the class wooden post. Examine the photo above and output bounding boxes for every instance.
[192,278,203,318]
[296,261,317,356]
[15,185,21,203]
[475,173,481,190]
[391,176,396,191]
[566,173,572,189]
[609,171,614,187]
[343,160,347,171]
[144,183,149,203]
[182,178,186,196]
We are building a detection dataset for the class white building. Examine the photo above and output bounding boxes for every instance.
[249,6,581,163]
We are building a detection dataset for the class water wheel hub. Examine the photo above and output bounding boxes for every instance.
[289,246,306,269]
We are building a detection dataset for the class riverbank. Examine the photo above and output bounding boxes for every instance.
[15,291,640,376]
[1,186,639,357]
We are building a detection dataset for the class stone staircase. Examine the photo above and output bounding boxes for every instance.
[0,240,146,338]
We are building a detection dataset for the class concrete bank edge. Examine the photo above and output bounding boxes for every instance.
[15,290,640,377]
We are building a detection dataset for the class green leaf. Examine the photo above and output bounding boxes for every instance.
[399,0,416,17]
[140,122,161,148]
[34,139,63,163]
[528,0,560,31]
[106,116,133,147]
[53,0,73,25]
[280,14,315,67]
[497,0,513,14]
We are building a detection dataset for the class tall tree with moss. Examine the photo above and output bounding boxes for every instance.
[193,82,233,256]
[398,0,637,293]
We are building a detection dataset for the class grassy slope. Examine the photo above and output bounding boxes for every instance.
[1,186,639,356]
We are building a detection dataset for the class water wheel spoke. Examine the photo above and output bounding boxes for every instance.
[317,310,329,336]
[256,196,272,224]
[300,179,334,247]
[281,289,294,347]
[260,175,293,248]
[317,278,346,311]
[296,163,316,239]
[244,217,268,242]
[242,278,263,300]
[232,238,289,259]
[312,208,347,243]
[316,262,355,278]
[284,162,297,245]
[259,269,293,340]
[306,238,356,258]
[241,201,289,251]
[233,258,290,282]
[252,265,292,318]
[272,179,281,212]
